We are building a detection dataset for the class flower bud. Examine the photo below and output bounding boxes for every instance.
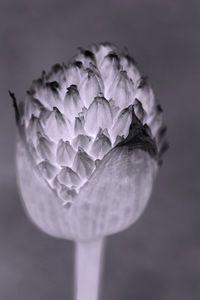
[12,43,167,241]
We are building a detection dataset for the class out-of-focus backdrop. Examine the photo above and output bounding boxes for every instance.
[0,1,199,299]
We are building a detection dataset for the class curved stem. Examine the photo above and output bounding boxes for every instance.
[74,238,105,300]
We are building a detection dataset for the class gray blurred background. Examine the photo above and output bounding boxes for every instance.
[0,0,199,299]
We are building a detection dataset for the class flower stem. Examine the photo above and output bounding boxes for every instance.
[74,238,105,300]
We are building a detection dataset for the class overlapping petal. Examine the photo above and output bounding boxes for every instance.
[13,42,167,241]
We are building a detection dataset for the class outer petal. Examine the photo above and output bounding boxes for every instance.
[69,143,158,240]
[16,129,158,242]
[16,134,74,240]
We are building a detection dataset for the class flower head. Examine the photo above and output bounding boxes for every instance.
[12,43,168,241]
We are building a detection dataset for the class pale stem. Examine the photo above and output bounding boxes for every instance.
[74,238,105,300]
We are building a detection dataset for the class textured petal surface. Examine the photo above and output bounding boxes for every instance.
[69,141,158,240]
[15,42,167,240]
[16,133,157,241]
[16,138,73,239]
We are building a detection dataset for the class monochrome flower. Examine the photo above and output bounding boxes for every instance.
[11,43,167,241]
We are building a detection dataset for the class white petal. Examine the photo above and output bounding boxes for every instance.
[92,43,118,67]
[72,148,95,180]
[99,52,120,95]
[74,117,85,135]
[57,167,82,187]
[37,134,56,163]
[64,61,85,88]
[75,49,96,68]
[38,160,59,180]
[72,135,92,151]
[39,108,51,126]
[46,64,66,100]
[56,139,76,167]
[90,129,112,159]
[110,106,133,142]
[33,80,62,110]
[58,185,75,203]
[84,96,113,136]
[47,64,66,83]
[79,70,102,108]
[134,99,146,123]
[107,71,135,108]
[135,77,155,114]
[87,63,104,91]
[64,85,83,118]
[109,99,120,120]
[24,93,43,125]
[27,115,44,146]
[44,107,71,142]
[120,54,141,84]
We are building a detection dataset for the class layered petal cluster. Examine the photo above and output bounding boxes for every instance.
[13,43,168,240]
